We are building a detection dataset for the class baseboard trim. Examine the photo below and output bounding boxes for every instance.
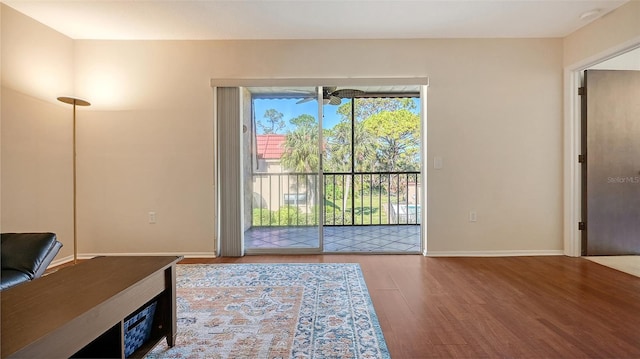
[81,252,218,259]
[48,252,217,268]
[49,255,74,268]
[424,250,565,257]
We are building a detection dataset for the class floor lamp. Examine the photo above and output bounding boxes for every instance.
[57,96,91,264]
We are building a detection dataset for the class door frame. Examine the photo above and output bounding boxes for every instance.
[563,38,640,257]
[211,77,429,255]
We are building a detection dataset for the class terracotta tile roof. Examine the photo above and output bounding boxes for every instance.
[256,134,286,159]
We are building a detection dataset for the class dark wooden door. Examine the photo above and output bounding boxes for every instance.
[582,70,640,255]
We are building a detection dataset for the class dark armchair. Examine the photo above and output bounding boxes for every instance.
[1,232,63,290]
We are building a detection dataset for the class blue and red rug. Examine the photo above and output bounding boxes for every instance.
[147,263,390,359]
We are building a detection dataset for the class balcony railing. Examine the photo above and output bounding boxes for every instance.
[251,171,421,226]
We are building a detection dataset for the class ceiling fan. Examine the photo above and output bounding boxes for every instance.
[296,87,365,105]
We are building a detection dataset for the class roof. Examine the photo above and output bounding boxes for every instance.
[256,134,286,160]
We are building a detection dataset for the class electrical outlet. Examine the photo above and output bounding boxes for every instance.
[148,211,157,224]
[469,211,477,222]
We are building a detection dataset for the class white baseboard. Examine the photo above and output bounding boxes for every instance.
[48,252,218,268]
[424,250,565,257]
[81,252,218,259]
[49,255,74,268]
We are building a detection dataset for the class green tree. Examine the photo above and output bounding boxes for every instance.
[281,114,319,205]
[335,98,420,201]
[337,98,417,123]
[258,108,285,134]
[324,121,351,172]
[363,109,420,171]
[324,112,376,210]
[363,109,420,199]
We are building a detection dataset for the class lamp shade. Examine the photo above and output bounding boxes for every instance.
[57,96,91,107]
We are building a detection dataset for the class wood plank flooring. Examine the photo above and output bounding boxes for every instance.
[180,255,640,358]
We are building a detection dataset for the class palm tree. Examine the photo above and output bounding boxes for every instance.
[281,114,319,207]
[325,117,376,211]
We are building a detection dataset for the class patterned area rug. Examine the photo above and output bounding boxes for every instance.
[147,263,390,359]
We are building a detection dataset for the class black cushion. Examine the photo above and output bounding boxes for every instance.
[1,232,62,280]
[0,269,31,290]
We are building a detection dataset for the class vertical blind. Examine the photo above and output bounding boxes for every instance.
[216,87,244,257]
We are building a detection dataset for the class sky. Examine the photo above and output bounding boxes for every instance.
[253,98,343,134]
[253,98,421,134]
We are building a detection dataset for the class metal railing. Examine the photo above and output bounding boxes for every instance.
[252,171,421,226]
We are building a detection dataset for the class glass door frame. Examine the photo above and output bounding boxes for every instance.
[242,86,324,255]
[211,77,429,256]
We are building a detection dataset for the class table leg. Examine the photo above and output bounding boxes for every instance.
[166,264,177,347]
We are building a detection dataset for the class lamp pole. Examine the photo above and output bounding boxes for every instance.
[57,96,90,264]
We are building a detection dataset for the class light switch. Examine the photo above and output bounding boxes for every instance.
[434,156,443,169]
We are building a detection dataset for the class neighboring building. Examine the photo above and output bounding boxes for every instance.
[253,134,313,216]
[255,134,286,173]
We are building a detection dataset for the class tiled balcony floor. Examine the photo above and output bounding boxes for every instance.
[244,225,421,253]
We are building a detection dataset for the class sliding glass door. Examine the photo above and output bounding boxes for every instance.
[321,95,422,252]
[243,86,322,253]
[238,83,424,255]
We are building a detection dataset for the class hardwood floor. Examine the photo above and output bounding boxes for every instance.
[180,255,640,358]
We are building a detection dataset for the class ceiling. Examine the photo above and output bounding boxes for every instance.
[3,0,628,40]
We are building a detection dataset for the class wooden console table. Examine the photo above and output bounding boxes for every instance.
[1,256,182,358]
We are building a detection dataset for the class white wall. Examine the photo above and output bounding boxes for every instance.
[589,47,640,70]
[72,41,216,255]
[70,38,564,255]
[560,0,640,257]
[13,3,626,257]
[564,1,640,67]
[1,4,75,261]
